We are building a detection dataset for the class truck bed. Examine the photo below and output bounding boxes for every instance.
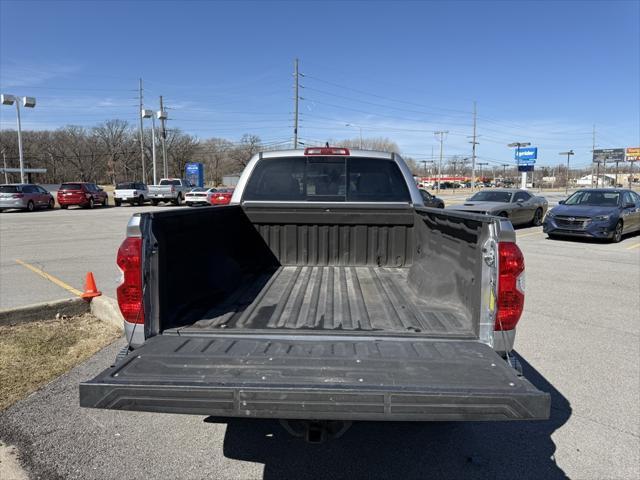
[166,266,472,336]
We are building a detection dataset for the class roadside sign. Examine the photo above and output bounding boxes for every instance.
[185,162,204,187]
[518,165,534,172]
[626,147,640,162]
[593,148,625,163]
[515,147,537,161]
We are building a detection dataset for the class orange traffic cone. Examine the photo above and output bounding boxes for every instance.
[81,272,102,300]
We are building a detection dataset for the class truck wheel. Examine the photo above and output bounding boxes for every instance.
[531,208,543,226]
[115,199,121,207]
[173,194,183,206]
[27,200,35,212]
[611,221,623,243]
[103,197,108,207]
[138,195,144,206]
[151,199,159,206]
[60,204,68,210]
[48,199,55,209]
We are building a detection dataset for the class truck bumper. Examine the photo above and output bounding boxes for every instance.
[80,335,550,421]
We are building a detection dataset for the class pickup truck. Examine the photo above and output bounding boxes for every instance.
[147,178,191,206]
[80,147,550,441]
[114,181,149,207]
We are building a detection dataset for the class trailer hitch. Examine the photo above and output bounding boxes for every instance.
[279,419,353,443]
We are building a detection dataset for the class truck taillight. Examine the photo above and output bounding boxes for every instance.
[116,237,144,324]
[495,242,525,331]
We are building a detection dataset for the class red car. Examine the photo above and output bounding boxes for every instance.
[57,182,109,209]
[208,188,234,205]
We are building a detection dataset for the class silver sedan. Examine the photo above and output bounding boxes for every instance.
[447,188,548,226]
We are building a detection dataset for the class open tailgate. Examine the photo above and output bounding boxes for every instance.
[80,335,550,421]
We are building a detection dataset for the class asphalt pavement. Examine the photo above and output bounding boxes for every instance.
[1,194,639,479]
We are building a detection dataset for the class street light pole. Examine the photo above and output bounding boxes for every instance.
[559,150,574,195]
[434,131,448,193]
[1,94,36,184]
[1,148,8,183]
[142,109,158,184]
[345,123,363,148]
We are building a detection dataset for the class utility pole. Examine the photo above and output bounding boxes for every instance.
[159,96,168,178]
[293,58,300,149]
[502,163,509,179]
[468,101,479,191]
[138,78,146,183]
[434,131,448,193]
[591,124,596,187]
[477,162,488,185]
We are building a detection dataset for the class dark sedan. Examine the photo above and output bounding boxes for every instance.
[419,189,445,208]
[447,189,548,226]
[543,189,640,243]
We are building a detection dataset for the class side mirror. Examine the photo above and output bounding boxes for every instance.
[559,200,565,204]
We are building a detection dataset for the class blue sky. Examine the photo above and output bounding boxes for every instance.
[1,0,638,170]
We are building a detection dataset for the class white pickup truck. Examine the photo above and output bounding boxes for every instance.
[114,182,149,207]
[147,178,191,206]
[81,147,549,442]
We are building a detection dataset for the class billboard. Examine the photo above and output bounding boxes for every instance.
[515,147,537,162]
[593,148,625,163]
[626,147,640,162]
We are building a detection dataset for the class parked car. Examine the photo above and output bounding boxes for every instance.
[57,182,108,209]
[0,183,55,212]
[447,189,548,226]
[114,182,148,206]
[148,178,191,206]
[209,187,234,205]
[81,147,549,441]
[418,188,445,208]
[543,189,640,243]
[185,187,218,206]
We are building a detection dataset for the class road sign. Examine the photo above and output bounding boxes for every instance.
[515,147,537,161]
[593,148,625,163]
[626,147,640,162]
[518,165,534,172]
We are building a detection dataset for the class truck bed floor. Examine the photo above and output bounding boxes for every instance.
[168,266,473,336]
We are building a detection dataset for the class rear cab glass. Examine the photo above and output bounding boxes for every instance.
[116,182,136,190]
[159,179,181,186]
[60,183,83,191]
[243,156,410,202]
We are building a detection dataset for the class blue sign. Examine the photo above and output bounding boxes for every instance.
[518,165,534,172]
[515,147,538,162]
[185,162,204,188]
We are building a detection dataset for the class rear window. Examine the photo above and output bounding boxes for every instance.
[0,185,20,193]
[60,183,82,190]
[116,182,136,189]
[216,188,233,193]
[243,156,410,202]
[159,179,181,186]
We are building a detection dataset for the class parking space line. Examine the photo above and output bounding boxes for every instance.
[15,259,83,297]
[626,243,640,250]
[517,230,544,239]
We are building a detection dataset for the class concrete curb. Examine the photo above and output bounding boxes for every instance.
[89,296,124,332]
[0,298,89,326]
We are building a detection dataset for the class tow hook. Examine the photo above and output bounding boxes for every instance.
[279,419,353,443]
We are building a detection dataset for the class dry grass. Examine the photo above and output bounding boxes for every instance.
[0,313,121,410]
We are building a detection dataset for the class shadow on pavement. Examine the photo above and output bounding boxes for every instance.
[218,354,570,480]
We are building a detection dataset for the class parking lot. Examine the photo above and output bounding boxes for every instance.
[0,195,638,479]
